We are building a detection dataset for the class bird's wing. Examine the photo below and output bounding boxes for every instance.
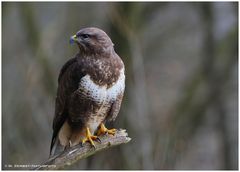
[57,57,78,84]
[53,57,77,131]
[106,93,124,122]
[50,56,84,154]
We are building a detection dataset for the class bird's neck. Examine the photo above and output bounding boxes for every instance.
[78,46,115,58]
[76,52,123,87]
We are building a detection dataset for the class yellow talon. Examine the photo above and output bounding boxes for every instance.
[97,123,116,136]
[81,127,99,147]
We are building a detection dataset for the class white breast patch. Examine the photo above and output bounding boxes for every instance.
[79,68,125,103]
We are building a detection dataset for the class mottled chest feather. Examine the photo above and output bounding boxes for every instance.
[79,68,125,103]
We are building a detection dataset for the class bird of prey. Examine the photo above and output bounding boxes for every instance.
[50,27,125,157]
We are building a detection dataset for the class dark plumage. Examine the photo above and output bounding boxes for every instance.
[50,27,125,156]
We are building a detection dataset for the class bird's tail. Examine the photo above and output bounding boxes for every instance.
[49,135,65,158]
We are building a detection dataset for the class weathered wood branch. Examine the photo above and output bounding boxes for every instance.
[34,129,131,170]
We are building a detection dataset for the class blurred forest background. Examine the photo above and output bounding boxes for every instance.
[2,2,238,170]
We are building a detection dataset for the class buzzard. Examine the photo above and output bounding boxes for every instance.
[50,27,125,156]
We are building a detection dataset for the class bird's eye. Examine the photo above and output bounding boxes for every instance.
[81,34,90,39]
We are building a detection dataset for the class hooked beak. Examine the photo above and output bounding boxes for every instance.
[69,35,78,45]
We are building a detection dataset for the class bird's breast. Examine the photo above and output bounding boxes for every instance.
[78,68,125,103]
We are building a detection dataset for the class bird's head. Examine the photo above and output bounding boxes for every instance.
[70,27,114,55]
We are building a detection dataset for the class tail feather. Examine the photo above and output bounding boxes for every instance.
[49,136,65,158]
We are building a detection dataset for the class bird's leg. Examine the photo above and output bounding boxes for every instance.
[97,123,116,136]
[81,127,99,148]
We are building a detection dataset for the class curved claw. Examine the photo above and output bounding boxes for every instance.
[96,137,101,143]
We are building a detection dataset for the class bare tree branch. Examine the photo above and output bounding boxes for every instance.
[34,129,131,170]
